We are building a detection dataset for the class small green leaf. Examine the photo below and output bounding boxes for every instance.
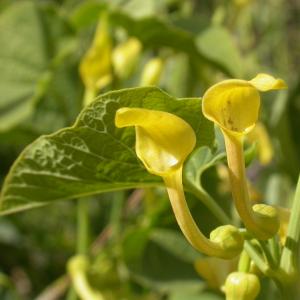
[183,147,230,225]
[184,146,225,189]
[196,26,243,77]
[0,87,214,215]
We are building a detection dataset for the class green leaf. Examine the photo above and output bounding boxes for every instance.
[183,147,230,225]
[0,1,49,131]
[150,229,202,264]
[0,1,74,132]
[0,87,214,215]
[196,26,243,77]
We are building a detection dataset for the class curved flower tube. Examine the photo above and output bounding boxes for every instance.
[202,73,287,240]
[115,108,244,259]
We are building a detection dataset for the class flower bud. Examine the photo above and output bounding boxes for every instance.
[112,37,142,79]
[225,272,260,300]
[252,204,280,238]
[140,57,164,86]
[79,14,112,92]
[210,225,244,259]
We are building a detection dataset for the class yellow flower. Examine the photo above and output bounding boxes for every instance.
[115,108,243,259]
[115,108,195,176]
[202,73,286,135]
[112,37,142,79]
[79,14,113,106]
[202,74,287,240]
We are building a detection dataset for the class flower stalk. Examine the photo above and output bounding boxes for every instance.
[202,73,287,240]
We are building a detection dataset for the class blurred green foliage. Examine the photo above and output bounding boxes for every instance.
[0,0,299,299]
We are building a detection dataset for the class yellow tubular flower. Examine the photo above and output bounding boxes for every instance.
[115,108,244,259]
[203,73,287,240]
[79,14,113,106]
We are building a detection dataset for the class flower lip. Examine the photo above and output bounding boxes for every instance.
[202,79,260,134]
[115,107,196,176]
[202,74,287,135]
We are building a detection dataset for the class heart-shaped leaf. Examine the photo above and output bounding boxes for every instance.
[0,87,214,215]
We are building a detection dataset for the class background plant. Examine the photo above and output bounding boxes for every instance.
[0,0,300,299]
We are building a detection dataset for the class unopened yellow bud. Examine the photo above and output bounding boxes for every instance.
[252,204,279,237]
[210,225,244,259]
[112,37,142,79]
[225,272,260,300]
[79,14,112,92]
[140,58,164,86]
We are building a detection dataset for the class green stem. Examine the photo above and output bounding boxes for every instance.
[245,241,289,295]
[244,241,270,275]
[269,236,281,267]
[77,198,90,255]
[187,184,231,225]
[258,240,276,269]
[109,191,124,241]
[83,87,97,107]
[238,250,251,272]
[280,174,300,277]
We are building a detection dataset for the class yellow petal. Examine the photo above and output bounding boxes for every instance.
[115,108,196,176]
[202,74,287,135]
[79,14,112,91]
[250,73,287,92]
